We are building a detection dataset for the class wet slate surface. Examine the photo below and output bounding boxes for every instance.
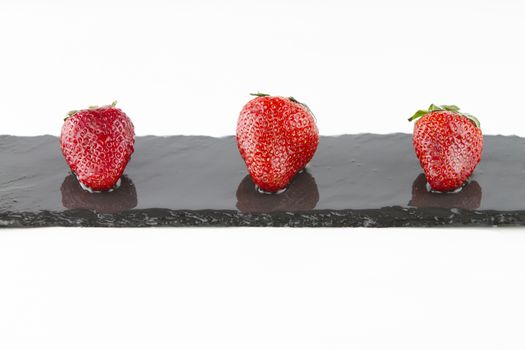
[1,134,525,227]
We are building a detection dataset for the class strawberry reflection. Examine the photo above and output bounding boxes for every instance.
[61,174,138,213]
[236,170,319,213]
[409,173,482,209]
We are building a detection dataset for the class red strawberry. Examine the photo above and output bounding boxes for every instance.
[408,104,483,192]
[236,93,319,193]
[60,101,135,192]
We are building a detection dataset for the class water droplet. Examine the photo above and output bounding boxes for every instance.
[78,177,122,193]
[255,185,287,195]
[426,181,465,194]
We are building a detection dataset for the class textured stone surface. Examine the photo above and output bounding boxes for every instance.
[1,134,525,227]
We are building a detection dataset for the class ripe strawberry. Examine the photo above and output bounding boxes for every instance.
[236,93,319,193]
[60,101,135,192]
[408,104,483,192]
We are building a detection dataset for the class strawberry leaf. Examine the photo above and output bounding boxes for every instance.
[441,105,460,112]
[408,109,430,122]
[289,96,317,122]
[408,104,481,128]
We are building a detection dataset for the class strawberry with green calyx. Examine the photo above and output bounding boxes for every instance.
[237,93,319,193]
[408,104,483,192]
[60,101,135,192]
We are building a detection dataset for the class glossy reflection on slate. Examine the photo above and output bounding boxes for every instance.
[61,175,138,213]
[2,134,525,227]
[409,174,482,210]
[236,171,319,213]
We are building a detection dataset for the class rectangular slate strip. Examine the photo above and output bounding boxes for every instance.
[1,134,524,227]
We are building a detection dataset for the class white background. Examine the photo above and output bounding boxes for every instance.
[2,1,525,349]
[1,0,525,136]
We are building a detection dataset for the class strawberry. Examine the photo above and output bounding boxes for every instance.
[236,93,319,193]
[60,101,135,192]
[408,104,483,192]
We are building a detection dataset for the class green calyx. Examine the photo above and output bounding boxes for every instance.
[288,96,317,121]
[249,93,317,121]
[408,104,480,128]
[64,100,118,121]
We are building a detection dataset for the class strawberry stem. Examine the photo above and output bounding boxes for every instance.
[408,104,480,128]
[250,92,270,97]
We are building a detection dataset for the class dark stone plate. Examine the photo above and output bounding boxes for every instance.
[1,134,524,227]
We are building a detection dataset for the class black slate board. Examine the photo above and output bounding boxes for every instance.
[1,134,525,227]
